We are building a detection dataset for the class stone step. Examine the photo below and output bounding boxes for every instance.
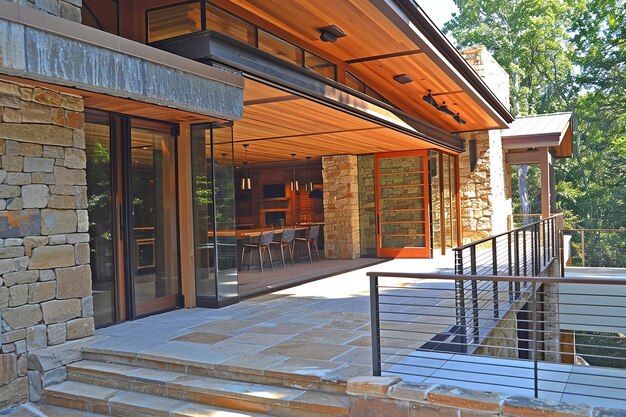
[80,346,348,394]
[43,380,277,417]
[66,360,350,417]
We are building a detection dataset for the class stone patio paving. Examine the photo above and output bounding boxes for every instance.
[86,257,455,382]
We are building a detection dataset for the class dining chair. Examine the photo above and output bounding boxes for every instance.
[240,230,275,272]
[295,224,320,263]
[271,227,296,268]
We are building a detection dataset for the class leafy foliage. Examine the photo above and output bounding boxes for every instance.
[445,0,625,266]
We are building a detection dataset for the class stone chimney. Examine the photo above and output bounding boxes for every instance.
[457,46,512,242]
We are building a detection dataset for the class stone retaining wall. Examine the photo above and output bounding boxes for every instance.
[0,78,92,409]
[346,376,623,417]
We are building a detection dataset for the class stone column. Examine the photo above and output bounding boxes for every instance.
[322,155,361,259]
[0,79,93,409]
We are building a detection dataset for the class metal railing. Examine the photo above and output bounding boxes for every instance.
[563,228,626,268]
[509,213,543,229]
[368,272,626,406]
[452,215,563,345]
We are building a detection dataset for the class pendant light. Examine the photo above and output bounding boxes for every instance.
[305,156,314,191]
[290,153,299,192]
[241,144,251,190]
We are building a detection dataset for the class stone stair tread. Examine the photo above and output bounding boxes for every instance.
[68,359,350,412]
[44,380,276,417]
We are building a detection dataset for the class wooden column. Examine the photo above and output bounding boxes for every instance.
[539,147,552,219]
[177,122,196,308]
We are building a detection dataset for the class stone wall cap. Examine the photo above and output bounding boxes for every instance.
[346,376,402,397]
[503,396,591,417]
[428,385,504,412]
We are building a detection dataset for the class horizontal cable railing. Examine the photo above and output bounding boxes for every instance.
[452,214,563,345]
[368,272,626,406]
[563,228,626,268]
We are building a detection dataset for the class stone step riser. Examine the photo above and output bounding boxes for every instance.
[66,369,348,417]
[81,350,347,395]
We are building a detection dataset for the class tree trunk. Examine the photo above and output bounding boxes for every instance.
[518,165,531,225]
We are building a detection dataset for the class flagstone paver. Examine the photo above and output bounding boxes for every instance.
[87,257,455,382]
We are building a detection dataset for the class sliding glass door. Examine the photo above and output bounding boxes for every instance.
[85,110,181,325]
[128,119,180,317]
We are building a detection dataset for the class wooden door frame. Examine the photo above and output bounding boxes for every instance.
[374,150,430,258]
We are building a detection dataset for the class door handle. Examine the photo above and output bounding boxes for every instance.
[376,214,381,235]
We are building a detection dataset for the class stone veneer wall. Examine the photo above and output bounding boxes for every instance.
[322,155,361,259]
[458,129,511,242]
[458,46,512,243]
[0,79,92,408]
[6,0,82,23]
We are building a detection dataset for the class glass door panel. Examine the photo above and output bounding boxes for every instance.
[375,151,430,258]
[85,110,116,327]
[129,120,180,316]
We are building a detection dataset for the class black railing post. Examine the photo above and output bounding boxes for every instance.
[508,233,513,301]
[523,229,528,276]
[369,274,382,377]
[454,250,468,350]
[492,238,499,318]
[470,246,479,344]
[514,230,521,297]
[531,281,539,398]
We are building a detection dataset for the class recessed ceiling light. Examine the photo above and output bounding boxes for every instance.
[393,74,413,84]
[319,25,346,43]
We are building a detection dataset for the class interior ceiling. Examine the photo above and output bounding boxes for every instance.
[217,78,448,164]
[213,0,507,133]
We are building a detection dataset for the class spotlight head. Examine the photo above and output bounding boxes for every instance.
[319,25,346,43]
[422,90,439,108]
[454,113,467,125]
[437,101,455,116]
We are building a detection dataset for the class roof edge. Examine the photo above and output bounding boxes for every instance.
[390,0,515,124]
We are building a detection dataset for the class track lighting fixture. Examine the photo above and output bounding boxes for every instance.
[437,101,455,116]
[454,113,467,125]
[241,144,251,190]
[422,90,439,108]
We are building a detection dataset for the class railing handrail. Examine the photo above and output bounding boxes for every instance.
[453,213,563,251]
[366,271,626,285]
[563,228,626,233]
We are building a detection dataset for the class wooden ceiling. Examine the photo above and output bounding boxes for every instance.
[211,0,509,133]
[220,78,447,164]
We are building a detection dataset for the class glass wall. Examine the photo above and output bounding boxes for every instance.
[191,123,237,305]
[85,110,116,327]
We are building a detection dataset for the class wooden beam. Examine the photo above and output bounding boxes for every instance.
[177,122,196,308]
[505,149,541,165]
[346,50,423,64]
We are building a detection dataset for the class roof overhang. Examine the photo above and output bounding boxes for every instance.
[154,31,465,155]
[502,112,574,158]
[205,0,514,132]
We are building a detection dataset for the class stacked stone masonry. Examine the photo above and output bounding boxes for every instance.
[322,155,361,260]
[0,79,93,409]
[5,0,82,23]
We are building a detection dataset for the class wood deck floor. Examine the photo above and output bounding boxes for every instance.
[238,257,388,297]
